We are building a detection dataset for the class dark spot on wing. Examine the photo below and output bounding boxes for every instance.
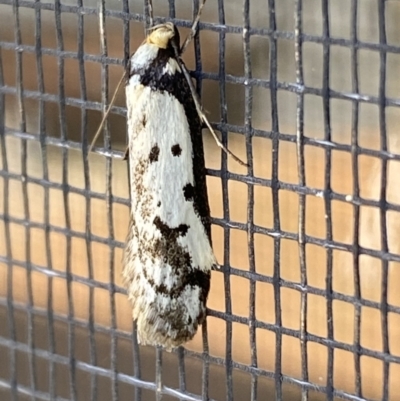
[153,236,191,273]
[141,114,147,128]
[183,183,194,202]
[153,269,210,302]
[153,216,189,239]
[157,201,161,207]
[171,144,182,157]
[151,216,192,278]
[149,145,160,163]
[177,224,189,236]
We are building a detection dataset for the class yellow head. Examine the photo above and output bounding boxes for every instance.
[146,22,180,52]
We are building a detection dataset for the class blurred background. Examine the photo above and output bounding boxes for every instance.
[1,0,400,400]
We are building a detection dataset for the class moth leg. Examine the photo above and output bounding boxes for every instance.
[177,60,248,167]
[123,146,129,160]
[89,72,126,154]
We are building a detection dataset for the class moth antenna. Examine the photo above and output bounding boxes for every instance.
[180,0,207,54]
[175,56,248,167]
[178,1,246,166]
[89,71,126,154]
[145,0,154,30]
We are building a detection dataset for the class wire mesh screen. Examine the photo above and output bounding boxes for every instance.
[1,0,400,400]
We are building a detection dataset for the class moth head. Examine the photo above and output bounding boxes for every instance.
[147,22,180,55]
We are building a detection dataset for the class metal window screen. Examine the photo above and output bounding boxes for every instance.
[1,0,400,400]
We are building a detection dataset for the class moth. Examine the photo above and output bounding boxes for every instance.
[121,22,216,349]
